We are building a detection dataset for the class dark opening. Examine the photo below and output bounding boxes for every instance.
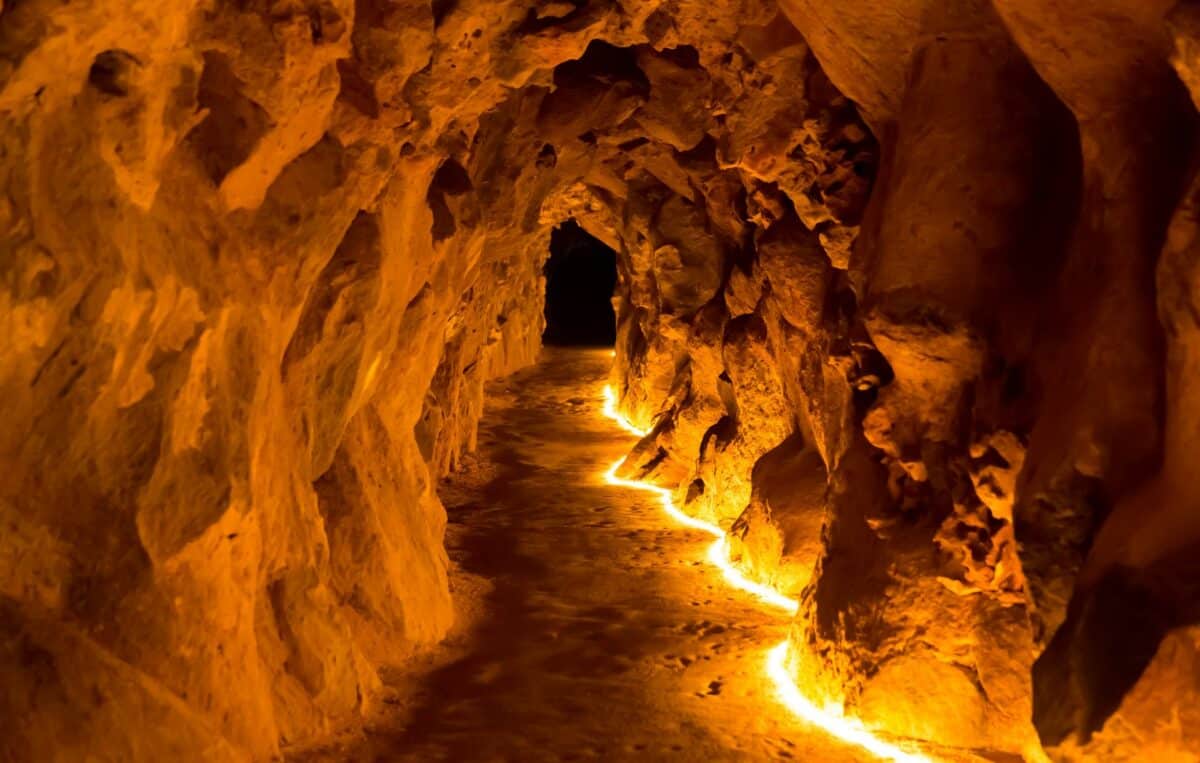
[543,221,617,346]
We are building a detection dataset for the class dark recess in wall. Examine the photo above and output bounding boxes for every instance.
[543,221,617,346]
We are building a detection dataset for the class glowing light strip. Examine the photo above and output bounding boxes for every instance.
[766,642,931,763]
[602,459,799,613]
[707,537,800,614]
[602,459,719,537]
[601,385,650,437]
[599,384,935,763]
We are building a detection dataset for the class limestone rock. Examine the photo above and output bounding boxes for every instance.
[727,436,827,596]
[4,0,1200,760]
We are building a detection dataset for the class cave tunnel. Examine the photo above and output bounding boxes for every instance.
[6,2,1200,762]
[542,220,618,347]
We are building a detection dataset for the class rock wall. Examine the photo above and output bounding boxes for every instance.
[0,2,562,758]
[3,0,1200,760]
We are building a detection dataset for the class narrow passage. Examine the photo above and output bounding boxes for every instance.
[303,349,871,761]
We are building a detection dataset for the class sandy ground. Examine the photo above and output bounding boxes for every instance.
[293,348,870,762]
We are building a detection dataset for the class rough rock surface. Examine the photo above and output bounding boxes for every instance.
[2,0,1200,760]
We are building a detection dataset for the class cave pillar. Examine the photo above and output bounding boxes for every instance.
[791,12,1073,754]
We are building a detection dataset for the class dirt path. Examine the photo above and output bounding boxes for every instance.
[298,348,869,762]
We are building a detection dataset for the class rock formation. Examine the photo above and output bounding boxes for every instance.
[2,0,1200,760]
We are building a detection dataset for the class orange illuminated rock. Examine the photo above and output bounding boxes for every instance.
[2,0,1200,760]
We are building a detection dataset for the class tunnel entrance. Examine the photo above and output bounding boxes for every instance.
[542,220,617,346]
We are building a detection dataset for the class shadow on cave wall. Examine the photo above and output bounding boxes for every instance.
[542,221,617,347]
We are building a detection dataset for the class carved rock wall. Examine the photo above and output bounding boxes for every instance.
[3,0,1200,760]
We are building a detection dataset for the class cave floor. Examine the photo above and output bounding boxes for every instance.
[295,348,870,762]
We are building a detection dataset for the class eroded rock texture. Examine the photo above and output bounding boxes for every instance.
[2,0,1200,760]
